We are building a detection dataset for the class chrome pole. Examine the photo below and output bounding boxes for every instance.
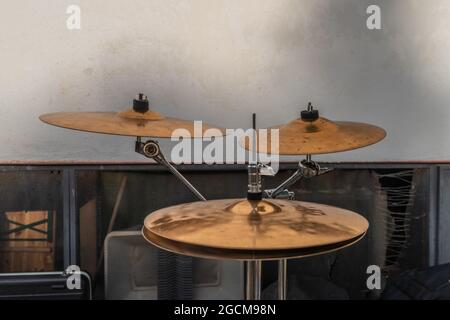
[246,260,262,300]
[277,259,287,300]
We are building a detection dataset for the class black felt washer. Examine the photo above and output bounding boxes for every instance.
[247,192,263,201]
[300,109,319,121]
[133,96,149,113]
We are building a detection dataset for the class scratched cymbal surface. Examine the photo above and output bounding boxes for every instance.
[244,117,386,155]
[143,198,369,260]
[39,109,223,138]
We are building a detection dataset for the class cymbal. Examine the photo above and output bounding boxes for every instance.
[244,117,386,155]
[142,198,368,260]
[39,108,223,138]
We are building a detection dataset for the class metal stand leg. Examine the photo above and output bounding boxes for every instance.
[278,259,287,300]
[245,260,261,300]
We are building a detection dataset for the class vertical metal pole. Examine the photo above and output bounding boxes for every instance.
[251,113,258,165]
[63,168,78,267]
[62,169,71,268]
[245,260,261,300]
[68,168,79,266]
[428,165,439,266]
[278,259,287,300]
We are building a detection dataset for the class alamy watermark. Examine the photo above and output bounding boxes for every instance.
[66,5,81,30]
[366,265,381,290]
[66,4,381,32]
[170,121,280,173]
[65,264,81,290]
[366,5,382,30]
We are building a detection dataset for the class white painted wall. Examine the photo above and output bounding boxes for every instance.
[1,0,449,162]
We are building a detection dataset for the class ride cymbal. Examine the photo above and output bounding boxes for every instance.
[142,198,368,260]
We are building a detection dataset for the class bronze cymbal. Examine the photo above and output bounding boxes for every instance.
[243,117,386,155]
[142,198,368,260]
[39,108,223,138]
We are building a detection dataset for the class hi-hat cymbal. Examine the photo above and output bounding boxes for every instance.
[244,116,386,155]
[142,198,368,260]
[39,108,223,138]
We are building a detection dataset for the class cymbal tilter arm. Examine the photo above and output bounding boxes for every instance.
[135,138,206,201]
[264,156,332,199]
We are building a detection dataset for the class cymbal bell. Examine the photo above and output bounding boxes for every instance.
[142,198,368,260]
[39,108,224,138]
[243,116,386,155]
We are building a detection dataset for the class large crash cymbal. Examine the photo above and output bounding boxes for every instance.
[244,110,386,155]
[142,198,368,260]
[39,108,223,138]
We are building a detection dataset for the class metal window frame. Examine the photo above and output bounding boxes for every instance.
[0,162,443,270]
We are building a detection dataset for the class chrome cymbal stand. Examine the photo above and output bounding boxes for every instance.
[136,137,265,300]
[263,155,332,300]
[245,161,281,300]
[135,137,206,201]
[246,260,262,300]
[245,162,265,300]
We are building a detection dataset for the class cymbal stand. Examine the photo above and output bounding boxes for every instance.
[136,137,265,300]
[135,137,206,201]
[264,155,332,199]
[263,155,332,300]
[245,162,265,300]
